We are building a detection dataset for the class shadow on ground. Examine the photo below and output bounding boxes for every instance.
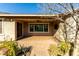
[16,46,32,56]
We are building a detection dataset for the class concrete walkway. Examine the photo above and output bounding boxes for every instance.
[17,36,59,56]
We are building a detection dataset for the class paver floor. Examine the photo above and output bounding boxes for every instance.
[17,36,59,56]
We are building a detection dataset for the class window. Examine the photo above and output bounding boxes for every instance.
[44,24,48,32]
[35,24,43,32]
[0,20,2,34]
[30,24,34,32]
[29,24,48,33]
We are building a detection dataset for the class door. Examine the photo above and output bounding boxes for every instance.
[17,22,23,38]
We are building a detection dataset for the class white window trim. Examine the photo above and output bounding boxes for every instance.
[28,23,49,33]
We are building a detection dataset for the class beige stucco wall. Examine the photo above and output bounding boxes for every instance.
[54,15,79,42]
[54,22,65,41]
[2,21,16,41]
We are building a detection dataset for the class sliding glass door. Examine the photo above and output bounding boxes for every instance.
[17,22,22,38]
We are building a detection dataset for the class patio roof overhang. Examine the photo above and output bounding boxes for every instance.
[0,14,65,22]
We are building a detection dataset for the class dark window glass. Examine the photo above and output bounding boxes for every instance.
[30,24,34,32]
[17,22,22,38]
[35,24,43,32]
[29,24,48,32]
[44,24,48,32]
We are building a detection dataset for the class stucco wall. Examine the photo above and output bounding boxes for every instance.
[65,16,76,42]
[54,22,65,41]
[2,21,16,41]
[54,15,79,42]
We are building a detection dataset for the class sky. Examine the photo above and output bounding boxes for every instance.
[0,3,79,14]
[0,3,41,14]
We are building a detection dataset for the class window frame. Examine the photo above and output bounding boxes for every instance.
[28,23,49,33]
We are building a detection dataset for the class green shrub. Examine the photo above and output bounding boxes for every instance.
[59,41,71,54]
[0,40,19,56]
[48,41,71,56]
[48,45,64,56]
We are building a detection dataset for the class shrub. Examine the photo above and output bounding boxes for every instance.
[48,41,71,56]
[48,44,64,56]
[59,41,71,54]
[0,40,19,56]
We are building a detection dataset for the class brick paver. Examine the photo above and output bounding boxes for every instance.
[17,36,59,56]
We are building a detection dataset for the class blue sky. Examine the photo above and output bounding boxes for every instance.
[0,3,41,14]
[0,3,79,14]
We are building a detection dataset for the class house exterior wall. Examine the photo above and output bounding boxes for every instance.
[2,21,16,41]
[22,21,59,37]
[65,16,76,42]
[54,22,65,41]
[0,15,78,42]
[54,15,78,42]
[0,18,61,40]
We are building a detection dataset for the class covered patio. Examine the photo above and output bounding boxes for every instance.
[14,15,62,56]
[15,15,62,40]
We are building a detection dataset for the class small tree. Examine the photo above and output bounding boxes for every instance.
[38,3,79,56]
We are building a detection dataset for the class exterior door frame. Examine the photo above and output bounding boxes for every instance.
[16,21,23,39]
